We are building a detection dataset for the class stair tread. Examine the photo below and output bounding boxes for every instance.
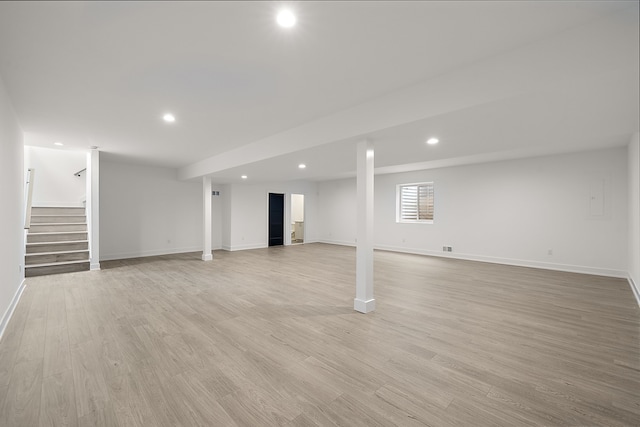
[25,259,90,268]
[27,240,89,246]
[27,231,87,235]
[26,250,89,257]
[31,222,87,227]
[31,214,86,217]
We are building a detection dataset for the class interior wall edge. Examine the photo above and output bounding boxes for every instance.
[0,279,25,344]
[628,275,640,308]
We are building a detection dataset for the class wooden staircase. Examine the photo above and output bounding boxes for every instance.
[25,207,90,277]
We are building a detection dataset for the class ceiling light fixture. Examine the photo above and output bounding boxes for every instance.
[241,175,248,179]
[54,142,64,146]
[277,9,296,28]
[163,113,176,123]
[298,164,306,169]
[426,137,439,145]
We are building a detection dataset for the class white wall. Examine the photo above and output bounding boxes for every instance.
[24,146,86,207]
[220,184,232,250]
[318,147,628,277]
[0,75,25,340]
[318,180,358,246]
[292,194,305,223]
[628,133,640,303]
[225,181,318,251]
[211,185,224,250]
[100,161,203,260]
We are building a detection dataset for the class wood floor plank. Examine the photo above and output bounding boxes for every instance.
[76,402,119,427]
[0,359,43,426]
[43,326,71,378]
[106,373,158,427]
[39,370,78,427]
[0,244,637,426]
[70,340,110,419]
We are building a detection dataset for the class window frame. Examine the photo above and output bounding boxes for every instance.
[396,182,435,224]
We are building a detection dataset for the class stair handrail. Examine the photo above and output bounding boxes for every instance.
[74,168,86,177]
[24,168,34,229]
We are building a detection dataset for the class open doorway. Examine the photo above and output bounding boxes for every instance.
[291,194,304,244]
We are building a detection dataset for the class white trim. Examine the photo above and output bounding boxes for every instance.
[354,298,376,313]
[318,239,356,247]
[374,244,627,278]
[201,253,213,261]
[316,241,627,278]
[87,149,100,271]
[227,243,268,252]
[0,279,26,343]
[100,246,202,261]
[629,275,640,307]
[90,263,101,271]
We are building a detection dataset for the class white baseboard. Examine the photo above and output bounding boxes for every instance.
[629,275,640,307]
[0,279,26,343]
[90,263,101,271]
[222,242,323,252]
[373,244,627,278]
[226,243,268,252]
[316,241,626,279]
[354,298,376,313]
[317,239,356,247]
[100,246,202,261]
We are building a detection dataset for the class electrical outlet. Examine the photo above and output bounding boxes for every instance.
[548,249,553,255]
[448,246,453,252]
[443,246,447,252]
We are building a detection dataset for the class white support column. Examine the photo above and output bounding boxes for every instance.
[202,176,213,261]
[354,139,375,313]
[87,148,100,270]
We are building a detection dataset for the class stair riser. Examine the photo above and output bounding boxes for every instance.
[31,207,85,215]
[28,233,88,243]
[26,242,88,253]
[31,216,86,224]
[29,224,87,232]
[25,262,89,277]
[26,252,89,265]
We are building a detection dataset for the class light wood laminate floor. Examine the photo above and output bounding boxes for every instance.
[1,243,638,426]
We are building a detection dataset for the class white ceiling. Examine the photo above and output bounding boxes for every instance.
[0,1,638,183]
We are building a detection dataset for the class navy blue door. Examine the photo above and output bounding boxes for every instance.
[269,193,284,246]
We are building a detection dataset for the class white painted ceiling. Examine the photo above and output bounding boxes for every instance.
[0,1,638,183]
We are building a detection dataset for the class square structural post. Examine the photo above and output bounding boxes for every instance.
[354,139,375,313]
[202,176,213,261]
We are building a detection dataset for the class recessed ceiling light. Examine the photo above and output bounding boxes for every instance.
[298,164,306,169]
[163,113,176,123]
[241,175,248,179]
[277,9,296,28]
[426,138,439,145]
[54,142,63,146]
